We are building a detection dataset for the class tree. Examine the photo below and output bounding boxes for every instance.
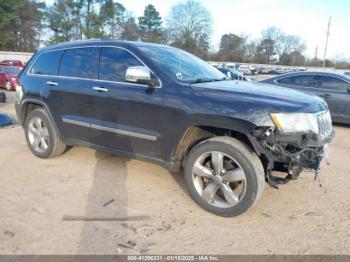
[121,17,139,41]
[219,34,246,62]
[0,0,26,50]
[45,0,83,43]
[258,26,283,64]
[165,0,212,57]
[81,0,104,38]
[138,4,163,43]
[0,0,46,51]
[14,0,46,52]
[100,0,127,39]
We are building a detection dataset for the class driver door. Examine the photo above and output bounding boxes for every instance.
[90,47,164,158]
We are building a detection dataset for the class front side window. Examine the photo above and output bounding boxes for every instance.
[320,76,350,92]
[98,47,142,82]
[59,47,99,79]
[30,51,62,75]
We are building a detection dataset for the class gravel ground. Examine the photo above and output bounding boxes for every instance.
[0,90,349,255]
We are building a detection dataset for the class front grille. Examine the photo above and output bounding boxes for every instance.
[317,110,333,140]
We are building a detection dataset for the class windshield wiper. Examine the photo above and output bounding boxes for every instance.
[187,77,227,84]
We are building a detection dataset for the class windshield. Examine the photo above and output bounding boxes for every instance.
[138,46,226,83]
[0,67,20,75]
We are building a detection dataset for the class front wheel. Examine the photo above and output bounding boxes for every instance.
[184,136,265,217]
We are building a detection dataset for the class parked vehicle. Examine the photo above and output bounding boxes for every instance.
[16,40,334,216]
[344,72,350,76]
[261,71,350,124]
[0,91,6,103]
[237,65,252,75]
[217,67,251,81]
[0,112,12,127]
[0,60,25,69]
[0,66,21,91]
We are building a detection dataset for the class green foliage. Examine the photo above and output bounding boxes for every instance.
[138,4,163,43]
[0,0,44,51]
[100,0,127,39]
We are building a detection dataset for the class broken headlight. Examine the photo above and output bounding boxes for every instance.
[270,112,319,134]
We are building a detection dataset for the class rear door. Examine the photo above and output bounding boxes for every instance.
[44,47,99,143]
[318,75,350,122]
[90,47,164,158]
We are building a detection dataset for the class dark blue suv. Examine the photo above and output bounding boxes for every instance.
[15,40,334,216]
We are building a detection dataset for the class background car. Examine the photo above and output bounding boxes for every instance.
[344,72,350,76]
[217,67,252,81]
[0,59,25,69]
[260,71,350,124]
[0,66,21,91]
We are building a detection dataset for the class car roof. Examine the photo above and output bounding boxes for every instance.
[265,71,350,82]
[39,39,171,53]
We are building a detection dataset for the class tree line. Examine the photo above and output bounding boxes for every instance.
[0,0,349,68]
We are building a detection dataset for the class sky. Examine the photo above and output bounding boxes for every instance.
[44,0,350,60]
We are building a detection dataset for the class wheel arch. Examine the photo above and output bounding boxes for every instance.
[170,118,260,171]
[21,98,63,138]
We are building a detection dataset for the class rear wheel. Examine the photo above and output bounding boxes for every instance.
[5,81,11,91]
[24,108,67,158]
[184,136,265,217]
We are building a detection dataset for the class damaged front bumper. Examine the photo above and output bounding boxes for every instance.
[250,113,335,188]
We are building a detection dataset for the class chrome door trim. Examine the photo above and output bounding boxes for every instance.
[91,123,158,141]
[62,118,90,128]
[61,117,157,141]
[27,45,163,88]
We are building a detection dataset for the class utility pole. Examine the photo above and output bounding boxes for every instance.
[322,16,331,69]
[314,46,318,61]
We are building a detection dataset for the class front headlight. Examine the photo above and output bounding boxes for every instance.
[271,112,319,134]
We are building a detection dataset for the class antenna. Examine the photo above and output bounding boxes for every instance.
[322,16,331,70]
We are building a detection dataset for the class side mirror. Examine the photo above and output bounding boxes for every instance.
[125,66,159,88]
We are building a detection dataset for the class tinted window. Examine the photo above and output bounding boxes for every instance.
[138,46,225,82]
[320,76,350,92]
[278,75,321,87]
[30,51,62,75]
[99,47,142,82]
[59,48,99,78]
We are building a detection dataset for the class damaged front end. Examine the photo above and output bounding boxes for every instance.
[251,110,335,188]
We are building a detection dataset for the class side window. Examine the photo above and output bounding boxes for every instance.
[59,47,99,78]
[320,76,350,92]
[30,51,62,75]
[276,76,293,85]
[99,47,142,82]
[291,75,320,87]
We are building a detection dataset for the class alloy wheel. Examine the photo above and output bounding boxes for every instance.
[192,151,247,208]
[27,116,49,153]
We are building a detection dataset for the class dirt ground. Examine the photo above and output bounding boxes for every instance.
[0,90,349,255]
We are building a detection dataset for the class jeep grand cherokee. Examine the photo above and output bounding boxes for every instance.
[15,40,334,216]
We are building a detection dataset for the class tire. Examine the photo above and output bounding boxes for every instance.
[184,136,265,217]
[24,108,67,159]
[5,81,11,91]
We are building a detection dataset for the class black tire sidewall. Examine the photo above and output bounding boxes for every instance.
[184,140,260,217]
[24,109,55,159]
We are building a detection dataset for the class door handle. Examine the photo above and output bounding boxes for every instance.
[92,86,108,92]
[320,94,331,98]
[46,81,58,86]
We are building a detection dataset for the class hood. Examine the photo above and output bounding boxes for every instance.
[191,80,327,113]
[189,80,328,127]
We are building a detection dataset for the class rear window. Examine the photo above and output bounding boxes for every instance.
[59,47,99,79]
[30,51,62,75]
[320,76,350,92]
